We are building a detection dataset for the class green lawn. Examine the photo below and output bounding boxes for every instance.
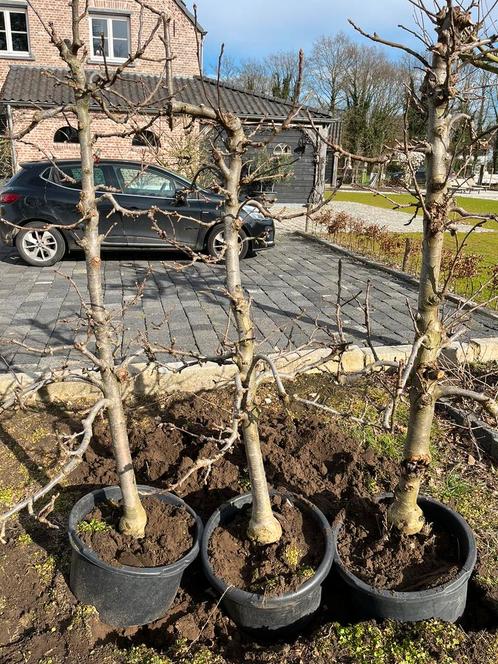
[444,232,497,270]
[327,190,498,227]
[423,231,497,304]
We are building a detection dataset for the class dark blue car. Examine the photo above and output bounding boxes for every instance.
[0,160,275,266]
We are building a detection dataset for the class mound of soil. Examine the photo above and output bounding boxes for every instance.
[337,498,461,591]
[79,496,195,568]
[74,397,394,527]
[209,494,325,597]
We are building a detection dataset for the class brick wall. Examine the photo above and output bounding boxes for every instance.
[11,108,197,168]
[0,0,201,85]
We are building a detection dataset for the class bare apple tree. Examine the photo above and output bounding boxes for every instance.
[151,12,325,544]
[309,0,498,535]
[0,0,174,538]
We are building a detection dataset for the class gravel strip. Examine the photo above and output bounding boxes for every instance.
[271,201,495,234]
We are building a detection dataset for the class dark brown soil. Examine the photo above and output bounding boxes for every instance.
[73,391,390,527]
[209,494,325,596]
[337,498,461,591]
[0,376,496,663]
[78,496,195,568]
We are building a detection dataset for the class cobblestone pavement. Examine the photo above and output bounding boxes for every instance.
[0,224,495,373]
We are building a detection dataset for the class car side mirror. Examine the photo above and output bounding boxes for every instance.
[174,188,188,205]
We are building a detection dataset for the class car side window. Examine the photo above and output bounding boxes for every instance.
[115,166,176,198]
[51,165,108,190]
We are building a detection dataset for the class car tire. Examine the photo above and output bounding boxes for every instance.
[16,221,66,267]
[207,225,250,262]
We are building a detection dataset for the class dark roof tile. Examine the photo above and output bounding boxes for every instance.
[0,65,334,124]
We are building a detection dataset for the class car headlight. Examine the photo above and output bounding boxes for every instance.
[242,204,265,219]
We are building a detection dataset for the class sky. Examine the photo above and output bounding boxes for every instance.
[195,0,419,73]
[194,0,498,74]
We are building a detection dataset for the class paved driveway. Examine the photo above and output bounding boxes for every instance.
[0,226,495,373]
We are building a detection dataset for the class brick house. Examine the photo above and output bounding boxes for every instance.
[0,0,339,202]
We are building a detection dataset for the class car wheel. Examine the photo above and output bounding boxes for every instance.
[16,222,66,267]
[207,225,250,261]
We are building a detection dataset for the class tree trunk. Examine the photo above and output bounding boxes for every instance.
[388,30,449,535]
[223,119,282,545]
[75,90,146,538]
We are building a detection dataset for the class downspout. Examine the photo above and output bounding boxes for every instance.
[6,104,17,173]
[331,122,339,189]
[199,34,204,75]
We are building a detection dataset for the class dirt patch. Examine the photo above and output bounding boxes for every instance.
[0,376,497,663]
[337,497,460,591]
[78,496,195,568]
[73,391,391,527]
[209,494,325,597]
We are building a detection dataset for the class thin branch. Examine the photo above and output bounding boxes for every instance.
[383,334,428,429]
[348,19,432,68]
[435,385,498,419]
[0,398,110,541]
[168,374,244,490]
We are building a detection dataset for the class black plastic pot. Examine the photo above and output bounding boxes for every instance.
[201,492,335,637]
[68,485,203,627]
[333,495,477,623]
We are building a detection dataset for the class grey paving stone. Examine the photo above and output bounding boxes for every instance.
[0,233,495,372]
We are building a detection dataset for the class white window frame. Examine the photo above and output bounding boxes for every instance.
[273,143,292,157]
[0,7,30,56]
[89,13,130,63]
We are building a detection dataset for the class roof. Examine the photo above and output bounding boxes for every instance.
[0,65,335,125]
[173,0,206,35]
[176,77,333,123]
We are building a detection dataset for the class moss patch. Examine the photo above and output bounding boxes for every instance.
[312,620,488,664]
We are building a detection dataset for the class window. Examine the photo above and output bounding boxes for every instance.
[115,166,176,198]
[0,8,29,55]
[132,130,161,148]
[51,165,108,190]
[90,14,130,62]
[54,126,79,144]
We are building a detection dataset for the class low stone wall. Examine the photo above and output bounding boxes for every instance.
[1,337,497,405]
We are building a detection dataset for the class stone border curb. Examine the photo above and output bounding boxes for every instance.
[297,231,498,323]
[1,338,497,404]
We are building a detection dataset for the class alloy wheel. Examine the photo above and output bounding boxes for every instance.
[212,230,244,259]
[21,229,59,263]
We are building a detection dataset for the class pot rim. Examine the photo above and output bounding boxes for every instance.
[68,485,203,577]
[201,491,336,607]
[334,494,477,600]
